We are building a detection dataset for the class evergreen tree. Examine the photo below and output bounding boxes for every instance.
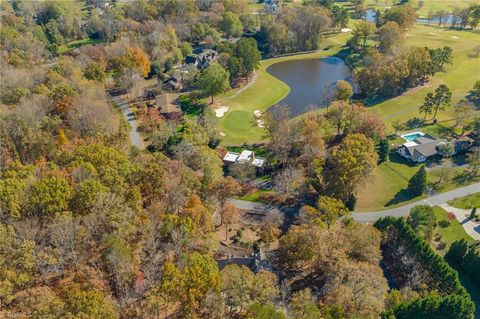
[408,166,427,197]
[377,139,390,163]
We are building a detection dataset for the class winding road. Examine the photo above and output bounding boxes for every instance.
[110,95,145,149]
[230,182,480,224]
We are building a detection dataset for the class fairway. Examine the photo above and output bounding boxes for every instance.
[370,25,480,133]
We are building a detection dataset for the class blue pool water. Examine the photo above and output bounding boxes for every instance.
[403,133,423,142]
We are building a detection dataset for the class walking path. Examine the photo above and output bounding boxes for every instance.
[439,203,480,240]
[227,71,257,100]
[110,95,145,149]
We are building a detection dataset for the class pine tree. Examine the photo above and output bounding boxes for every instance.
[408,166,427,197]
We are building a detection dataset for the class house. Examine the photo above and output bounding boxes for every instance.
[216,251,271,273]
[185,49,218,69]
[223,150,266,167]
[162,75,182,91]
[155,93,181,119]
[397,134,447,162]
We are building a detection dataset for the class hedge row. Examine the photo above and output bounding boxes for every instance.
[446,239,480,288]
[374,217,475,319]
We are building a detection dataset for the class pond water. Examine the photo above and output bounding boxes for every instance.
[266,57,354,117]
[364,9,377,23]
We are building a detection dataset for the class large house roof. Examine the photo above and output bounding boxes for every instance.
[404,138,447,161]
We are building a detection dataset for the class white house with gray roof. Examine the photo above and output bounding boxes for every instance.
[397,134,447,163]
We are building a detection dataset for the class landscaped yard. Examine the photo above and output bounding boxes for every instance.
[448,192,480,209]
[432,206,474,252]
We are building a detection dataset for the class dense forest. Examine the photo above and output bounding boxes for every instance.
[1,0,479,318]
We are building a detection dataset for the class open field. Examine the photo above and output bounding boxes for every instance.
[59,38,103,54]
[358,0,471,16]
[216,32,351,145]
[448,192,480,209]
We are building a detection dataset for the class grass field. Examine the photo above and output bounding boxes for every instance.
[59,38,103,54]
[448,192,480,209]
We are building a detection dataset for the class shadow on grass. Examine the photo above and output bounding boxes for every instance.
[386,188,418,207]
[389,152,417,168]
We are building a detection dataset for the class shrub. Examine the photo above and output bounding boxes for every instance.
[447,212,456,221]
[438,219,451,228]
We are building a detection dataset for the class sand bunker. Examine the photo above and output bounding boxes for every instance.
[254,110,262,117]
[219,132,226,137]
[341,28,352,33]
[215,106,229,118]
[450,36,459,39]
[428,32,437,36]
[257,119,265,128]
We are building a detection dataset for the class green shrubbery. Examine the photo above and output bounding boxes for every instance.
[374,217,474,319]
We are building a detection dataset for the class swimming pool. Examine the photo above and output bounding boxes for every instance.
[402,132,425,142]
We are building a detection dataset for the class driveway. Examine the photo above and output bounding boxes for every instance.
[438,203,480,240]
[353,182,480,223]
[110,95,145,149]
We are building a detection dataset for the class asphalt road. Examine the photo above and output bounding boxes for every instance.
[230,182,480,224]
[353,182,480,223]
[110,95,145,150]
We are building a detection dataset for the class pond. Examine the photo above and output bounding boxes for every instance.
[266,57,354,117]
[364,9,377,23]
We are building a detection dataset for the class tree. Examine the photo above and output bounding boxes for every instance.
[407,205,436,241]
[29,177,73,215]
[437,142,455,158]
[288,289,321,319]
[467,147,480,176]
[324,134,378,201]
[469,207,477,220]
[408,166,427,197]
[316,196,350,229]
[196,63,230,104]
[377,21,401,52]
[335,80,353,101]
[84,62,106,82]
[233,37,261,79]
[377,139,390,163]
[274,166,307,202]
[221,265,278,316]
[220,12,243,38]
[247,303,287,319]
[222,203,239,241]
[451,100,474,134]
[350,20,376,49]
[421,85,452,120]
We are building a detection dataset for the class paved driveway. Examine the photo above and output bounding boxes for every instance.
[110,95,145,149]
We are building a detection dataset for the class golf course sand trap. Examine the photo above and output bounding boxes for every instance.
[215,106,229,118]
[428,32,437,36]
[256,119,265,128]
[219,132,226,136]
[341,28,352,33]
[254,110,262,117]
[450,36,459,39]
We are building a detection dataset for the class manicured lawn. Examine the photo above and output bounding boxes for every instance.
[358,0,471,16]
[356,154,420,211]
[448,192,480,209]
[432,206,474,250]
[216,32,351,145]
[59,38,103,54]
